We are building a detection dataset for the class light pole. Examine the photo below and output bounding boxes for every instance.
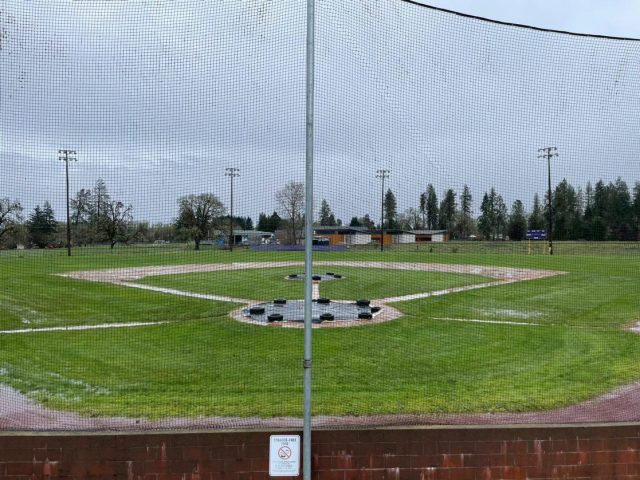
[59,149,77,257]
[537,147,558,255]
[225,168,240,252]
[376,169,390,252]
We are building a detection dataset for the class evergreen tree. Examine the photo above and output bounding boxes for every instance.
[478,188,505,240]
[384,189,397,229]
[361,214,375,230]
[425,184,439,229]
[257,213,269,231]
[508,199,527,241]
[318,199,337,226]
[495,193,508,239]
[268,211,282,232]
[28,202,57,248]
[419,192,427,228]
[609,177,633,240]
[633,182,640,239]
[349,217,361,227]
[455,184,475,239]
[553,179,580,240]
[528,193,545,230]
[438,188,457,232]
[478,192,493,240]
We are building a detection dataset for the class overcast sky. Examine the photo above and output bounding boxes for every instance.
[1,0,639,224]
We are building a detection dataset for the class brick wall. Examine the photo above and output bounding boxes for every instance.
[0,424,639,479]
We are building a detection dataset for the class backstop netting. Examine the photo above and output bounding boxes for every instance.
[1,0,640,430]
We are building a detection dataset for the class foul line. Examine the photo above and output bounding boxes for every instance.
[0,321,168,335]
[119,282,252,304]
[430,317,541,326]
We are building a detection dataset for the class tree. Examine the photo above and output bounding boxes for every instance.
[438,188,457,231]
[318,199,337,226]
[478,188,506,240]
[425,184,439,229]
[384,189,397,229]
[70,188,92,226]
[257,211,281,232]
[0,198,23,242]
[91,178,111,220]
[552,179,580,240]
[28,202,57,248]
[455,184,474,239]
[633,182,640,239]
[360,214,375,230]
[349,217,361,227]
[508,200,527,241]
[176,193,226,250]
[276,181,304,245]
[528,193,545,231]
[419,192,427,228]
[609,177,633,240]
[398,208,421,230]
[99,201,135,248]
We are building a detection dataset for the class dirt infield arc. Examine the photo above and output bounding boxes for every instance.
[59,261,563,328]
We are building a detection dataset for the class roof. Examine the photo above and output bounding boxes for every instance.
[411,230,448,235]
[313,226,371,234]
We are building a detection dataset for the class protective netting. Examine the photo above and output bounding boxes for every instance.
[1,0,640,430]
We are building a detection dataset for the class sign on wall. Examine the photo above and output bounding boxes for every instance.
[269,435,300,477]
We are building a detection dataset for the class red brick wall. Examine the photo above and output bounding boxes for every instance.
[0,424,639,479]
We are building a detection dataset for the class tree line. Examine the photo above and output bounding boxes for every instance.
[2,177,640,249]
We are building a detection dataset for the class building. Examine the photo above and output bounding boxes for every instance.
[215,230,276,246]
[312,226,372,246]
[411,230,449,242]
[370,229,416,245]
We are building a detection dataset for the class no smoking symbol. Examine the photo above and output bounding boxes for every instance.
[278,445,292,460]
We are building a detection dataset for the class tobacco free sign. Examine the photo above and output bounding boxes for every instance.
[269,435,300,476]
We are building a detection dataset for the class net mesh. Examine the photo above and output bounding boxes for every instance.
[1,0,640,430]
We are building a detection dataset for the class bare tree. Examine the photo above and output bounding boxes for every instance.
[276,181,305,245]
[100,201,134,249]
[0,198,23,241]
[176,193,226,250]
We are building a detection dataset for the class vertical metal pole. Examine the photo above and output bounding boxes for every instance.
[65,158,71,257]
[538,147,557,256]
[230,174,234,252]
[59,149,77,257]
[225,168,239,251]
[376,170,389,252]
[547,156,553,255]
[380,174,385,252]
[303,0,315,479]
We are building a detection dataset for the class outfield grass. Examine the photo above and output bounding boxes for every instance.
[1,243,640,418]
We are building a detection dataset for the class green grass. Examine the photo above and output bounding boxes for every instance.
[1,243,640,418]
[136,266,490,301]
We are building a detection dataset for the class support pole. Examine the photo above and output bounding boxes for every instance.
[537,147,558,255]
[303,1,315,479]
[376,169,390,252]
[58,149,77,257]
[225,168,240,251]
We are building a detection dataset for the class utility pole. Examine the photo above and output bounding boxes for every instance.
[537,147,558,255]
[376,169,390,252]
[59,149,77,257]
[225,168,240,252]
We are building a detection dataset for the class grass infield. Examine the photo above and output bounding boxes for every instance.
[1,243,640,418]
